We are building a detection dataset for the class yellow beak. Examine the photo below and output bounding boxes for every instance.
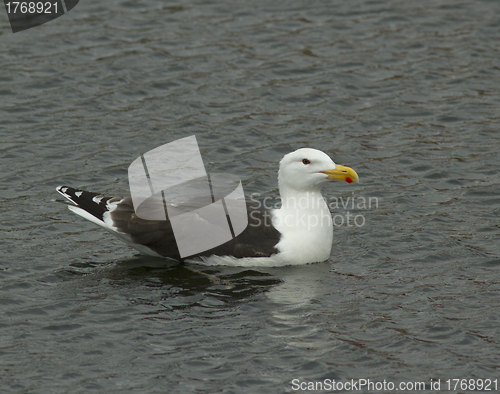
[321,165,359,184]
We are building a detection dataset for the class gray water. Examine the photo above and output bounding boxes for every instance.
[1,0,500,392]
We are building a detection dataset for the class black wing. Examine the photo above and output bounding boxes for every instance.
[56,186,281,261]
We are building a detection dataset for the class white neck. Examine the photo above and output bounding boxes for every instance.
[271,185,333,265]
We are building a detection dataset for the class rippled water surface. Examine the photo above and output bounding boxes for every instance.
[1,0,500,392]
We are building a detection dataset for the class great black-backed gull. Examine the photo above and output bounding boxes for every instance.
[56,148,358,267]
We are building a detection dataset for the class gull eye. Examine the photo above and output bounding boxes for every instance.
[302,158,311,165]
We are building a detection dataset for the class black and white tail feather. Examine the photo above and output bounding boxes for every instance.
[56,186,166,258]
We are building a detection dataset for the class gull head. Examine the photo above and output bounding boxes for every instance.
[278,148,359,193]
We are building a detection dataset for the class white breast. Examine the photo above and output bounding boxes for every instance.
[271,195,333,265]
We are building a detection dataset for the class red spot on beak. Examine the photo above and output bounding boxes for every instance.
[345,177,353,184]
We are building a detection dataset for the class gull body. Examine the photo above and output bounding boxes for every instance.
[57,148,358,267]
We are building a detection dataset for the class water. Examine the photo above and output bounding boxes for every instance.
[1,0,500,392]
